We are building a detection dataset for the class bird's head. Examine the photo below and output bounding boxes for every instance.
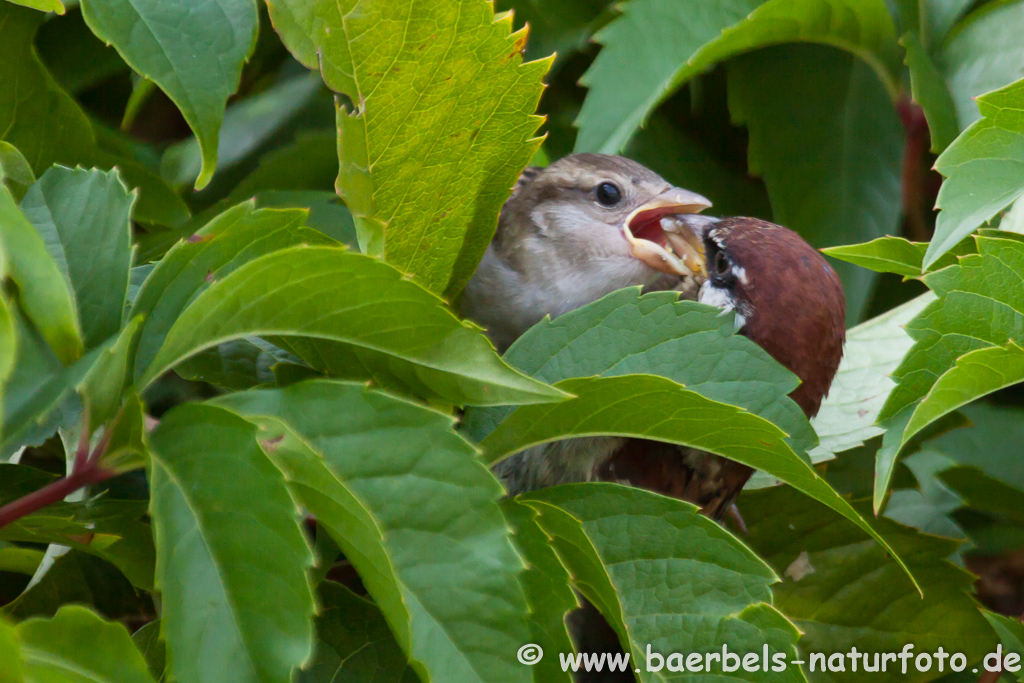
[497,153,710,286]
[668,215,846,417]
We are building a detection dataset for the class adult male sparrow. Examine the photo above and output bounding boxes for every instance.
[461,153,710,351]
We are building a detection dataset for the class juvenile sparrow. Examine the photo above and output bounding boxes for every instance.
[461,153,710,351]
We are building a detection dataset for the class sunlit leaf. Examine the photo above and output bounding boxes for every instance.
[141,245,566,406]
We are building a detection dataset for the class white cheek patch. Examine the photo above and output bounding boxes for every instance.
[699,282,746,332]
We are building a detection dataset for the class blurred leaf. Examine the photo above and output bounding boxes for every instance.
[0,463,58,505]
[922,0,974,45]
[275,0,550,295]
[0,143,35,202]
[482,374,919,591]
[463,288,815,454]
[299,582,417,683]
[79,0,259,189]
[0,185,82,364]
[495,0,615,63]
[902,31,959,153]
[501,499,576,683]
[141,245,567,406]
[939,1,1024,130]
[0,617,22,683]
[0,496,155,592]
[99,390,148,473]
[214,380,533,683]
[130,202,332,381]
[810,293,935,460]
[175,337,300,390]
[161,74,324,187]
[78,316,141,429]
[939,465,1024,526]
[223,131,338,205]
[0,544,44,575]
[36,7,128,94]
[3,550,149,620]
[628,114,773,220]
[523,484,804,681]
[131,621,166,683]
[740,486,996,683]
[575,0,899,154]
[6,0,65,12]
[20,166,136,348]
[149,404,316,683]
[929,402,1024,489]
[17,605,155,682]
[926,79,1024,266]
[984,611,1024,682]
[0,3,95,176]
[728,45,903,322]
[904,342,1024,443]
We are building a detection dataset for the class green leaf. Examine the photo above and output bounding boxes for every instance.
[984,611,1024,682]
[926,78,1024,267]
[99,390,148,473]
[300,582,417,683]
[822,237,932,276]
[728,45,903,321]
[501,499,576,683]
[902,31,959,153]
[822,236,969,276]
[131,621,166,683]
[523,484,805,682]
[883,235,1024,423]
[0,616,22,683]
[939,1,1024,130]
[17,605,155,683]
[740,486,996,683]
[463,288,814,455]
[284,0,550,295]
[0,497,156,592]
[5,0,65,13]
[161,73,324,187]
[495,0,615,63]
[939,465,1024,526]
[79,0,259,189]
[140,245,566,406]
[78,317,142,430]
[213,380,533,683]
[0,544,44,575]
[904,342,1024,445]
[222,131,338,206]
[0,185,82,364]
[809,293,935,460]
[574,0,899,154]
[20,166,136,348]
[0,142,35,202]
[36,9,129,94]
[174,337,300,390]
[130,202,333,381]
[482,374,920,592]
[0,3,95,176]
[148,404,316,683]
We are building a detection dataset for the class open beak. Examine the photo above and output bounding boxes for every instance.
[623,187,710,277]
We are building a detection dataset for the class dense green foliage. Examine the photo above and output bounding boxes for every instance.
[1,0,1024,681]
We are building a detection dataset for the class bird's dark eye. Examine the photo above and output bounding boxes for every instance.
[595,182,622,206]
[713,251,730,278]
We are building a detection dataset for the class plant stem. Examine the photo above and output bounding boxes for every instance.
[0,465,111,529]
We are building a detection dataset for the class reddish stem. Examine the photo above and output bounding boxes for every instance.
[0,414,115,530]
[0,466,112,529]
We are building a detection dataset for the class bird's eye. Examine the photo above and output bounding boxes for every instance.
[595,182,622,206]
[713,251,730,278]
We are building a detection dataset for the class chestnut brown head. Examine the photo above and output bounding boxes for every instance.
[684,216,846,417]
